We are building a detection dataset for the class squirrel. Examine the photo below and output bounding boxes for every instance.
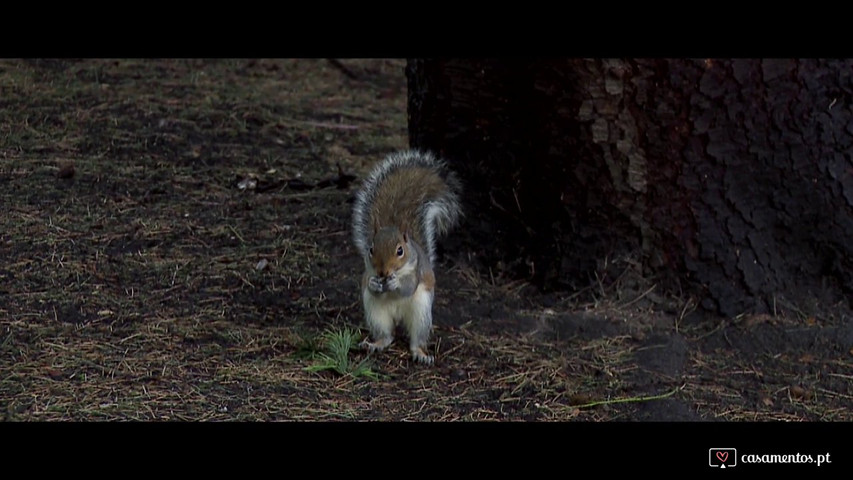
[352,150,462,365]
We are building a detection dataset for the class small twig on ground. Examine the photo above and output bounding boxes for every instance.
[619,284,656,309]
[226,225,246,244]
[573,385,683,409]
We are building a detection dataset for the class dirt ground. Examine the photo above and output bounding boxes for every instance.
[1,59,851,421]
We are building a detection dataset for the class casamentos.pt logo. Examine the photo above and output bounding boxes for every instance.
[709,448,832,468]
[709,448,737,468]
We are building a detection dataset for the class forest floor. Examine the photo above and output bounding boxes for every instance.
[1,59,851,421]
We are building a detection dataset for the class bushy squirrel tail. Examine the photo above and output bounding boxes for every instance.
[352,150,462,263]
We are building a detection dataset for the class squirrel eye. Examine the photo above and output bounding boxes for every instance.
[396,245,404,257]
[369,247,374,256]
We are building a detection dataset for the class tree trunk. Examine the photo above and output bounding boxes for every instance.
[407,59,853,316]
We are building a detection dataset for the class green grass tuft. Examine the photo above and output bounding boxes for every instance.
[304,327,381,380]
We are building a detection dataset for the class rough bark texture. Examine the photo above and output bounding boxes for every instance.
[407,58,853,316]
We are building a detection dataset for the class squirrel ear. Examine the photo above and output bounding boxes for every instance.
[400,219,410,243]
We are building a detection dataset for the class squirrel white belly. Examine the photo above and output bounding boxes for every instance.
[351,150,462,365]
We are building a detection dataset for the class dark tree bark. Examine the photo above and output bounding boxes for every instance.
[407,59,853,316]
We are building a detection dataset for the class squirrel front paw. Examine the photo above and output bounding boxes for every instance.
[384,274,400,292]
[367,276,385,293]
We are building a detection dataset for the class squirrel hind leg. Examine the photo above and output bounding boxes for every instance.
[406,286,435,365]
[360,336,394,353]
[411,346,434,365]
[360,307,394,352]
[361,291,396,352]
